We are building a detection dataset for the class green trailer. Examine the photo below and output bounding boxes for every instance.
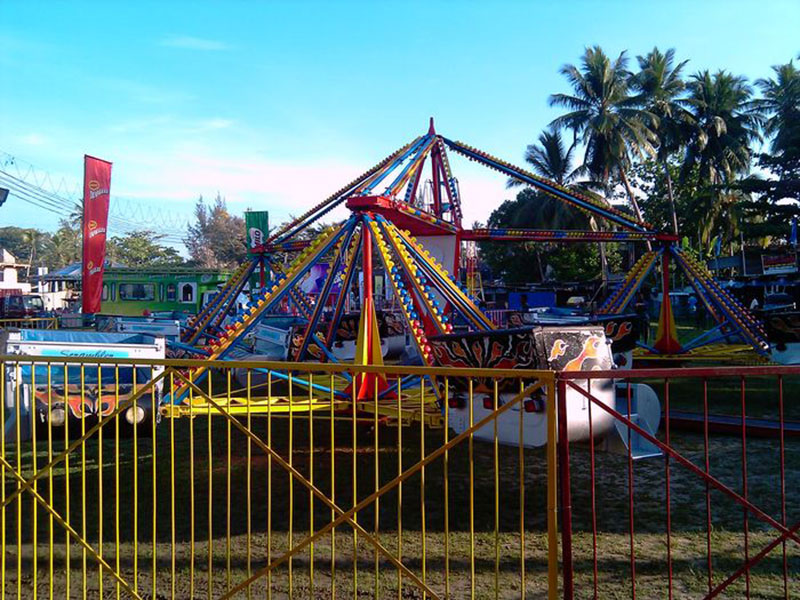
[100,267,232,316]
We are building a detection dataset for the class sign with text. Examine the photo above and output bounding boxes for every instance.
[762,253,797,275]
[81,155,112,313]
[245,210,269,252]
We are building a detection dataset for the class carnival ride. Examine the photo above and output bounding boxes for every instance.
[160,119,767,451]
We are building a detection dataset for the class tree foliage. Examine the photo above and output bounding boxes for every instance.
[549,46,657,222]
[107,230,183,267]
[478,188,620,283]
[538,46,800,260]
[49,219,82,267]
[184,194,246,269]
[0,220,81,270]
[0,220,184,273]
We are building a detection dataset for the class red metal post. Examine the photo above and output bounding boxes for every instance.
[703,378,714,592]
[626,381,637,598]
[347,222,391,400]
[740,377,751,597]
[779,376,788,598]
[556,378,574,600]
[361,221,375,372]
[587,379,598,598]
[664,378,674,600]
[362,223,374,317]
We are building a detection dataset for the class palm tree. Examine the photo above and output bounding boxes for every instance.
[21,229,45,276]
[508,128,578,187]
[755,60,800,156]
[506,128,588,229]
[506,125,617,280]
[682,70,762,186]
[630,47,693,235]
[682,70,763,248]
[549,46,658,225]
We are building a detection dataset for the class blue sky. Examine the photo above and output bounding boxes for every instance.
[1,0,798,241]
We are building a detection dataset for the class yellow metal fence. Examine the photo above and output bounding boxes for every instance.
[0,356,559,599]
[0,317,59,331]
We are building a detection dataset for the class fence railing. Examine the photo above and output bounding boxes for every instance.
[0,356,558,599]
[556,366,800,599]
[0,317,59,330]
[484,309,513,328]
[3,354,799,599]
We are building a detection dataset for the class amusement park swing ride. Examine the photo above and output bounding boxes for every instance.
[159,119,769,455]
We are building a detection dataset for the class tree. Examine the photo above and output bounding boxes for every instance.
[756,59,800,158]
[730,59,800,246]
[682,70,762,187]
[549,46,657,223]
[106,230,184,267]
[0,227,44,266]
[49,219,82,268]
[508,128,578,187]
[504,129,590,231]
[184,194,247,269]
[631,158,702,237]
[21,229,48,275]
[742,59,800,205]
[478,188,619,283]
[630,47,693,235]
[680,70,763,249]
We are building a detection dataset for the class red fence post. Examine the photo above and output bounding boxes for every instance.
[556,377,574,600]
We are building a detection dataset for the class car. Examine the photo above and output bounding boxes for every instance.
[0,293,46,319]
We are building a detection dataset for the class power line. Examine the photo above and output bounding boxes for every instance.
[0,149,193,239]
[0,170,80,215]
[0,173,187,243]
[0,176,76,217]
[0,151,81,200]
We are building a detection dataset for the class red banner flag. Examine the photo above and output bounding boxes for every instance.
[81,155,112,314]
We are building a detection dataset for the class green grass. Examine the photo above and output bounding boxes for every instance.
[2,372,800,598]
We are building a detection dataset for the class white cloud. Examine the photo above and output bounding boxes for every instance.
[99,78,194,105]
[196,118,234,132]
[18,133,49,146]
[160,36,229,51]
[108,116,172,134]
[106,144,513,235]
[114,150,363,223]
[108,117,234,135]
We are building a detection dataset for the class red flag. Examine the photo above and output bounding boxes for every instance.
[81,155,112,314]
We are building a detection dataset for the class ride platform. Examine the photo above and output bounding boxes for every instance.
[633,343,771,365]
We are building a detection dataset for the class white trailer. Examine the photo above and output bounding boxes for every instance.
[1,329,166,443]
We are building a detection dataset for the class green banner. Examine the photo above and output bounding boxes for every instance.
[245,210,269,253]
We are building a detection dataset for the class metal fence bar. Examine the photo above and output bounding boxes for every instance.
[778,375,788,600]
[5,354,796,598]
[740,376,750,598]
[557,369,799,599]
[556,378,574,600]
[703,377,713,594]
[0,317,59,330]
[664,377,673,600]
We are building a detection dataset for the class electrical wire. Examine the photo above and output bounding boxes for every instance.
[0,151,193,241]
